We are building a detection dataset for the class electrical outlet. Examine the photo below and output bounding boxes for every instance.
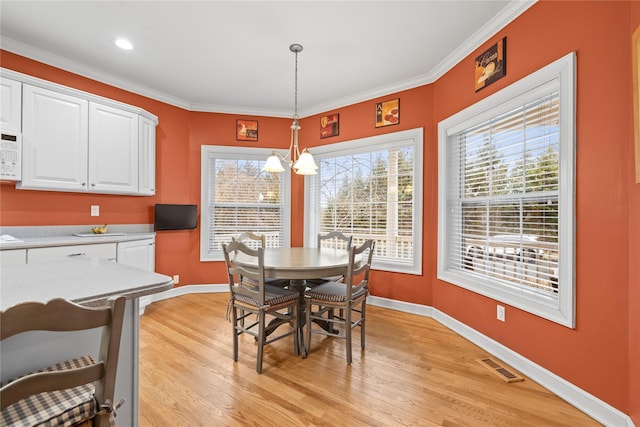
[91,205,99,216]
[497,305,506,322]
[173,274,180,285]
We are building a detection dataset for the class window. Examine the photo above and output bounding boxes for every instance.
[200,146,290,261]
[438,53,575,327]
[305,128,423,274]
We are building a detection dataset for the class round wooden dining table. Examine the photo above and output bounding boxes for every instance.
[233,247,353,355]
[235,247,351,282]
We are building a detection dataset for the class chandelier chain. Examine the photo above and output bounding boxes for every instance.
[262,43,317,175]
[294,49,298,118]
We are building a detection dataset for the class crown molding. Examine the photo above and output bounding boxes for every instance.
[0,36,191,110]
[298,0,537,117]
[428,0,536,81]
[0,1,536,118]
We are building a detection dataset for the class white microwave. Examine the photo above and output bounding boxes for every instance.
[1,130,22,181]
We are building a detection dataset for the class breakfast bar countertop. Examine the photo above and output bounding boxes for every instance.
[0,257,174,310]
[1,255,173,427]
[0,232,156,250]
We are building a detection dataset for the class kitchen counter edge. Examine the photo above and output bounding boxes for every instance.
[0,232,156,250]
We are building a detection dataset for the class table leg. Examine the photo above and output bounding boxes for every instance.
[288,279,307,357]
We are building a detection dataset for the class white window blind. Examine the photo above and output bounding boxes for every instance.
[438,53,575,327]
[200,146,290,261]
[450,92,560,294]
[305,128,423,274]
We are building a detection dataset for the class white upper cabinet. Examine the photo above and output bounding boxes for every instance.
[5,68,158,196]
[138,115,156,195]
[19,84,89,192]
[0,77,22,132]
[89,102,139,193]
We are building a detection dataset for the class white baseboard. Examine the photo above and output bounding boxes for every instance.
[139,284,227,314]
[367,295,634,427]
[141,288,634,427]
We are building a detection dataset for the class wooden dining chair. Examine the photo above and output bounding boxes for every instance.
[234,231,289,287]
[304,239,375,364]
[1,296,126,427]
[222,240,300,373]
[306,231,354,287]
[317,231,353,251]
[235,231,267,250]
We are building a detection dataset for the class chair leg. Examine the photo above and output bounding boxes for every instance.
[305,299,312,358]
[361,301,367,350]
[257,310,265,373]
[292,303,300,357]
[94,412,112,427]
[345,304,352,365]
[232,306,239,362]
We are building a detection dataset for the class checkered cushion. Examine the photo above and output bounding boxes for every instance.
[234,284,299,307]
[1,356,98,427]
[305,281,367,303]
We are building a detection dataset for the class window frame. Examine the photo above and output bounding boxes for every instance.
[437,52,576,328]
[200,145,291,261]
[304,127,424,275]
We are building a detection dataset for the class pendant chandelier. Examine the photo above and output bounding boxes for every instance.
[263,43,318,175]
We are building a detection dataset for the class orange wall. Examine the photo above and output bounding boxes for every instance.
[0,51,298,286]
[299,83,435,304]
[431,0,635,416]
[0,52,186,224]
[183,111,293,284]
[0,0,637,420]
[628,2,640,425]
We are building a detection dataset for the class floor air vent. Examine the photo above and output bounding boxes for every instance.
[477,357,524,383]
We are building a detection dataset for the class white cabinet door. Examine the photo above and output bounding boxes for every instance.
[28,243,117,263]
[19,84,89,191]
[138,115,156,195]
[117,239,155,271]
[118,239,156,315]
[0,249,27,266]
[89,102,139,194]
[13,75,157,196]
[0,78,22,132]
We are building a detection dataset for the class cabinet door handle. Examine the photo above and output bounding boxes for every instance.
[91,183,96,187]
[81,182,86,186]
[67,253,87,257]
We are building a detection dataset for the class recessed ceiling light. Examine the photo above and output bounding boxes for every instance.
[115,38,133,50]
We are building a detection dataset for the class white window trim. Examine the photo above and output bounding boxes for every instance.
[437,52,576,328]
[304,127,424,275]
[200,145,291,261]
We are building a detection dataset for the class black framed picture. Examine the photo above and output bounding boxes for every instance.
[236,119,258,142]
[320,113,339,138]
[375,99,399,128]
[475,37,506,92]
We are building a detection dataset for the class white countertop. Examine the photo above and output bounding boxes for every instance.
[1,257,173,309]
[0,228,155,250]
[0,232,156,250]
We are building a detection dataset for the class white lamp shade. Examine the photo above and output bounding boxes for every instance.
[263,154,285,173]
[293,149,318,175]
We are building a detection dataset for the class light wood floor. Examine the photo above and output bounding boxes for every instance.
[138,293,600,426]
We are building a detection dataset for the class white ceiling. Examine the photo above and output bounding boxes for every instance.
[0,1,534,118]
